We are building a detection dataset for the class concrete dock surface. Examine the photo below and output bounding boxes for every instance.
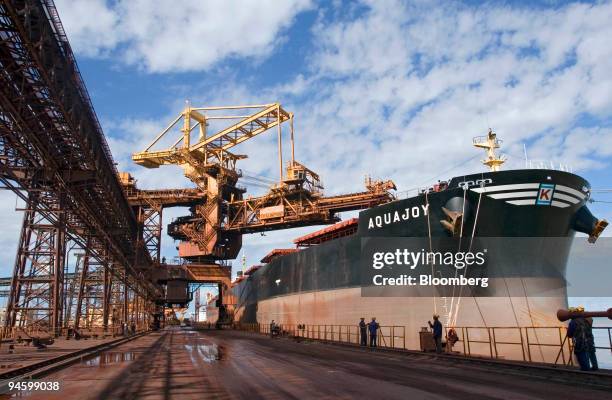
[12,327,611,400]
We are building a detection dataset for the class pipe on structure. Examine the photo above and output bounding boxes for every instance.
[277,104,283,181]
[557,308,612,322]
[290,113,295,165]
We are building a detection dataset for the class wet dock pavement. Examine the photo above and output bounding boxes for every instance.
[17,327,612,400]
[0,336,122,375]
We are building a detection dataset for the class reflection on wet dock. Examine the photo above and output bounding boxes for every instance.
[8,327,609,400]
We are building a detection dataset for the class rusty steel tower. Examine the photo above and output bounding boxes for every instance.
[0,0,396,336]
[0,0,160,338]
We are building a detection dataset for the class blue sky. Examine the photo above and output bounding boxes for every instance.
[1,0,611,315]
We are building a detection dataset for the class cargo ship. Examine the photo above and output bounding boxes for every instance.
[222,131,608,359]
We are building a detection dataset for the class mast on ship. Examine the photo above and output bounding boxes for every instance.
[473,129,505,171]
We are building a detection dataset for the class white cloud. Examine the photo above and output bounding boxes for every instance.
[48,0,612,267]
[55,0,313,72]
[267,0,612,197]
[53,0,120,57]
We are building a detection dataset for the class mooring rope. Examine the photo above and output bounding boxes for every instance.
[451,177,487,328]
[448,180,467,326]
[425,190,436,315]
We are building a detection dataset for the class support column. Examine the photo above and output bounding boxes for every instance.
[138,205,163,262]
[123,278,128,327]
[75,251,106,332]
[52,193,66,335]
[277,104,283,181]
[4,191,67,337]
[73,251,89,332]
[63,252,84,330]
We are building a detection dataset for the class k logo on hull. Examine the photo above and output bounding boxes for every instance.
[536,183,555,206]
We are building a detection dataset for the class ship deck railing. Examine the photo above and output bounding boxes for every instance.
[231,323,612,369]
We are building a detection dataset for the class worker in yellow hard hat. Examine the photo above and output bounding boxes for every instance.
[566,306,597,371]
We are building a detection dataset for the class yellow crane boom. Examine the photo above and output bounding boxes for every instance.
[130,102,395,261]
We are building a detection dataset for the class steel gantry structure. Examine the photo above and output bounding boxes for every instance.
[129,103,396,324]
[0,0,161,337]
[0,0,397,335]
[133,103,397,263]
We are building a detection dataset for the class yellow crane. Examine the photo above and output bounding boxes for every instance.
[132,102,395,261]
[132,103,292,187]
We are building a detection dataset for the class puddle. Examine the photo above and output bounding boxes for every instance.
[185,343,223,364]
[82,351,136,366]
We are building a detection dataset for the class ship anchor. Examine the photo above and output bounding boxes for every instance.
[440,207,463,236]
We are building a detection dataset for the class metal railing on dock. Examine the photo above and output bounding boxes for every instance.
[444,326,612,366]
[191,322,217,330]
[243,323,405,349]
[230,322,612,368]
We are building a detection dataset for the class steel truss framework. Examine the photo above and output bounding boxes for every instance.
[138,205,163,263]
[75,254,107,330]
[6,191,66,333]
[119,173,204,263]
[62,252,82,329]
[133,102,397,262]
[0,0,397,332]
[0,0,161,337]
